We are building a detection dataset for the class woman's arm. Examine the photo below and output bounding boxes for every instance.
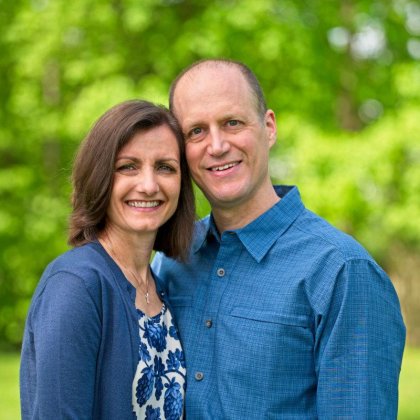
[20,271,101,419]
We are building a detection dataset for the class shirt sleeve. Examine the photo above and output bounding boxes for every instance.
[22,271,101,419]
[315,259,406,418]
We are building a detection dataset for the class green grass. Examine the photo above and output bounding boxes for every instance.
[399,346,420,419]
[0,353,20,420]
[1,347,419,419]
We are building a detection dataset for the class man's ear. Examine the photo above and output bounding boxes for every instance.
[264,109,277,148]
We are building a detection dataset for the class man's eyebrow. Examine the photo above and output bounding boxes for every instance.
[183,112,241,126]
[222,114,239,121]
[182,118,204,129]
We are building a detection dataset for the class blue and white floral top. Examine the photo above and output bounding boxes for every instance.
[132,304,186,420]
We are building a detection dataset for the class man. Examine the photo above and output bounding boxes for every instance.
[152,59,405,419]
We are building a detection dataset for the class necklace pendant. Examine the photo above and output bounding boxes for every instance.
[145,292,150,304]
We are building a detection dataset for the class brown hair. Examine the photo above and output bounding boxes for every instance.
[169,58,268,119]
[68,99,195,261]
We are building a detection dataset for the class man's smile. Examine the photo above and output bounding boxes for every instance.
[208,161,241,171]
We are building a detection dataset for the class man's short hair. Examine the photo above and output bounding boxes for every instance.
[169,58,268,119]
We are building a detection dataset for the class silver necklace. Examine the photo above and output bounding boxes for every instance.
[103,236,150,304]
[126,267,150,304]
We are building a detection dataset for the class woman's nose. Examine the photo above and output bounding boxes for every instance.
[136,170,159,195]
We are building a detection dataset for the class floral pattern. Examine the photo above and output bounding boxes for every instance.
[132,304,186,419]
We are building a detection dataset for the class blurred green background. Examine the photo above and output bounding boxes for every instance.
[1,0,419,417]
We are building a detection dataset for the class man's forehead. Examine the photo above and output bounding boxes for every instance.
[177,62,240,85]
[173,64,250,108]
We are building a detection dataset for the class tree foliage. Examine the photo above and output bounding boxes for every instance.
[1,0,419,346]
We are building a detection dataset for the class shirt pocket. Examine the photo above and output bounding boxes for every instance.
[229,306,312,329]
[220,305,314,378]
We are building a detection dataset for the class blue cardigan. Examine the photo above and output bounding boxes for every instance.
[20,241,166,419]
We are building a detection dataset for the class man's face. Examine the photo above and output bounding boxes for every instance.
[172,65,277,214]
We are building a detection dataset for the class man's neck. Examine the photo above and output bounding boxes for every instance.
[212,189,280,233]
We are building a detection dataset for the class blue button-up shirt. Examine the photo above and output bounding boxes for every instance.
[152,186,405,419]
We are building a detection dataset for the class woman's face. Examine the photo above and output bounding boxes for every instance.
[106,124,181,238]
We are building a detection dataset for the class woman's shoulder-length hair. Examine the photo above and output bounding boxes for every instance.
[68,99,195,261]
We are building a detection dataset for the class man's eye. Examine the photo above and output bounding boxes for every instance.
[227,120,240,127]
[190,127,202,136]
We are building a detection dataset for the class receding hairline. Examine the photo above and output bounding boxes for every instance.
[177,59,242,78]
[169,59,267,117]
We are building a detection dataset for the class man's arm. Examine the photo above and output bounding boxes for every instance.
[20,272,101,419]
[315,259,405,418]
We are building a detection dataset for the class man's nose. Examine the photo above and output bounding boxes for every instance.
[207,129,230,156]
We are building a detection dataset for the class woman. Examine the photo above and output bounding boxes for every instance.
[20,100,195,419]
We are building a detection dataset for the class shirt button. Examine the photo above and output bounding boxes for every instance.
[217,268,225,277]
[205,319,213,328]
[195,371,204,381]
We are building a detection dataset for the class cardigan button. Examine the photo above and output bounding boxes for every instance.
[216,268,225,277]
[205,319,213,328]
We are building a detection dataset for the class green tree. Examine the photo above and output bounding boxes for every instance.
[0,0,419,347]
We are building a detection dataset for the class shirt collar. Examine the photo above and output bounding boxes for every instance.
[194,186,305,262]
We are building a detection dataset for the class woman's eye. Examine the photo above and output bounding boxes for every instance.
[157,164,176,173]
[116,163,137,174]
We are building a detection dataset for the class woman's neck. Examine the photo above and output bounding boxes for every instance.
[99,225,162,315]
[98,226,156,275]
